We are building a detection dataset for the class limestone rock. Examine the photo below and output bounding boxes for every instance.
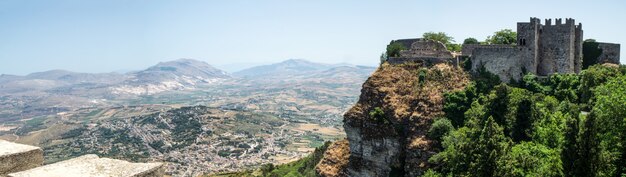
[0,140,43,176]
[316,139,350,177]
[342,63,469,177]
[8,154,164,177]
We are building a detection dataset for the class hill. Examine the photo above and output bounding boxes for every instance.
[314,62,626,176]
[233,59,369,78]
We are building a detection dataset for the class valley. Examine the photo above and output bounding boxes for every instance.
[0,59,375,176]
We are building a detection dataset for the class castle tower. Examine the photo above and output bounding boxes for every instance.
[537,18,580,75]
[574,22,583,72]
[516,17,541,74]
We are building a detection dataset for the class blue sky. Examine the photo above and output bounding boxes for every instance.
[1,0,624,74]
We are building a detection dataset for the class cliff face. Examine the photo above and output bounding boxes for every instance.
[318,63,469,176]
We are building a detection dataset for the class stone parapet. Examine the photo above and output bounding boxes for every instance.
[0,140,43,176]
[8,154,164,177]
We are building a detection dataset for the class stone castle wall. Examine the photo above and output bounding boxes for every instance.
[471,46,526,81]
[537,18,578,75]
[465,17,604,82]
[597,42,621,64]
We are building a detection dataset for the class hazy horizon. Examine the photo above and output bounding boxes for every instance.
[1,0,625,75]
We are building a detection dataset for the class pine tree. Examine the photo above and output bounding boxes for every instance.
[473,116,507,177]
[561,114,580,177]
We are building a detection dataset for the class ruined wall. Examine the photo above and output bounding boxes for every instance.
[388,39,454,65]
[537,18,577,75]
[596,42,621,64]
[392,38,422,49]
[471,46,526,81]
[398,39,453,58]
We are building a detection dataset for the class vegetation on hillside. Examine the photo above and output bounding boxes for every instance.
[210,141,331,177]
[428,64,626,176]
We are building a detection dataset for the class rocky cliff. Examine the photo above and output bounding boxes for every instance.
[317,62,469,176]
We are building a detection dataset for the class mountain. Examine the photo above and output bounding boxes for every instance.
[131,59,229,83]
[110,59,230,95]
[233,59,338,77]
[0,59,229,96]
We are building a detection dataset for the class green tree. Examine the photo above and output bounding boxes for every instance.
[423,32,461,52]
[561,111,584,177]
[485,29,517,45]
[429,118,455,148]
[443,83,477,128]
[473,116,508,177]
[591,75,626,176]
[496,142,563,177]
[579,64,622,108]
[463,37,480,45]
[577,114,600,177]
[423,32,455,45]
[386,41,406,58]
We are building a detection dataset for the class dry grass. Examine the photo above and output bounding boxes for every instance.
[294,123,344,136]
[341,62,470,173]
[315,139,350,177]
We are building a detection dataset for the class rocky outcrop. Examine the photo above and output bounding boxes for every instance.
[318,62,469,177]
[8,154,164,177]
[0,140,43,176]
[316,139,350,177]
[1,141,164,177]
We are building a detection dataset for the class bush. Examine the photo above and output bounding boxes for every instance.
[386,41,406,57]
[428,118,455,146]
[369,107,389,125]
[486,29,517,45]
[463,38,479,45]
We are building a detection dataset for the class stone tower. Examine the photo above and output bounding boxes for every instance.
[463,17,602,82]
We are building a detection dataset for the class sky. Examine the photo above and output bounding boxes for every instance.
[1,0,625,75]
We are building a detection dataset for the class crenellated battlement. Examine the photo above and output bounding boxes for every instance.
[390,17,619,83]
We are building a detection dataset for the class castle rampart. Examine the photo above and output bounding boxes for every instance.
[596,42,621,64]
[461,17,618,82]
[388,18,619,81]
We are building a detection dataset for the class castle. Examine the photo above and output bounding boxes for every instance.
[388,17,621,82]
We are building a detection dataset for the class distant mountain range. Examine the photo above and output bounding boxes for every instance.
[0,58,375,96]
[233,59,368,77]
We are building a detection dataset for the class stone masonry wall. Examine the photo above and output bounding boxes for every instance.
[597,43,621,64]
[471,46,526,81]
[538,19,577,75]
[388,39,455,66]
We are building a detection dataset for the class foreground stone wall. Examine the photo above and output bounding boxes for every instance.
[0,140,43,176]
[8,154,164,177]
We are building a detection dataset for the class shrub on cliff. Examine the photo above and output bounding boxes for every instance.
[428,118,455,148]
[386,41,406,57]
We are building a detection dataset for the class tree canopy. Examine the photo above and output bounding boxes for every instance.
[485,29,517,45]
[430,64,626,176]
[463,38,480,45]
